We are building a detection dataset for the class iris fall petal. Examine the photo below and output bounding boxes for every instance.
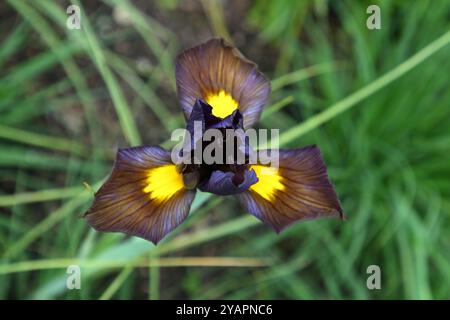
[236,146,344,232]
[176,38,270,128]
[84,146,196,244]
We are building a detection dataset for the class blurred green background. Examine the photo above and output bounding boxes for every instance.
[1,0,449,299]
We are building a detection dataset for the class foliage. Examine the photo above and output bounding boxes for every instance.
[0,0,449,299]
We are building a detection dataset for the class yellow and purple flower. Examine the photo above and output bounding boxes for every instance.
[84,38,344,244]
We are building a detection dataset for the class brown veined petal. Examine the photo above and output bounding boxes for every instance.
[176,38,270,128]
[236,146,345,232]
[84,146,196,244]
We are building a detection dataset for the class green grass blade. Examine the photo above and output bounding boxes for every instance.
[279,28,450,145]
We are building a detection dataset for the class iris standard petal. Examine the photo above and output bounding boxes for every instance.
[188,99,244,130]
[84,146,196,244]
[208,109,244,130]
[198,168,258,195]
[236,145,344,232]
[176,38,270,128]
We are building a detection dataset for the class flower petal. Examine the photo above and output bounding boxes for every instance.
[236,146,344,232]
[84,146,196,244]
[198,168,258,195]
[176,38,270,128]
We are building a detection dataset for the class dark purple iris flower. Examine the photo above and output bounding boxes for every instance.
[85,38,344,244]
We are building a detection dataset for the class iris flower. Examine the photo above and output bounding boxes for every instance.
[85,38,344,244]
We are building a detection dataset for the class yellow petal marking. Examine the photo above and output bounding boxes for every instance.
[143,165,184,202]
[250,165,285,201]
[205,90,239,118]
